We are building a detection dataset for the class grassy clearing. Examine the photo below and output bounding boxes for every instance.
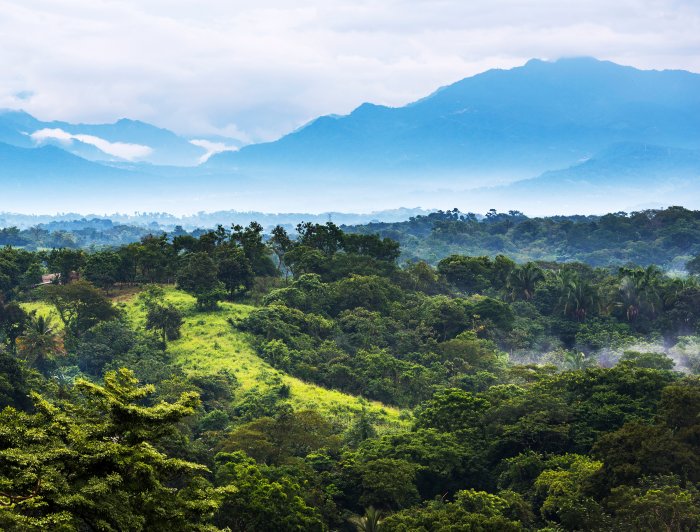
[21,300,61,323]
[118,287,408,432]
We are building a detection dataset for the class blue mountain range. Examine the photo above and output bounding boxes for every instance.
[1,57,700,214]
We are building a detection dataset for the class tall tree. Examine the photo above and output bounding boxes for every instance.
[0,369,219,530]
[176,252,226,310]
[16,313,64,374]
[44,280,117,338]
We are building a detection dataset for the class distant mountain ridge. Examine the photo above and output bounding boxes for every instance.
[206,57,700,185]
[2,57,700,215]
[464,142,700,214]
[0,109,241,166]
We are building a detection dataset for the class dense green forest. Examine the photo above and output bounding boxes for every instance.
[4,206,700,272]
[349,206,700,269]
[1,219,700,530]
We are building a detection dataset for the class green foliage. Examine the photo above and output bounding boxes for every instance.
[176,252,227,310]
[220,408,340,464]
[357,458,421,509]
[534,454,606,530]
[351,207,700,268]
[606,475,700,531]
[0,369,218,531]
[213,451,324,531]
[16,312,65,374]
[413,388,489,433]
[620,350,675,370]
[381,489,522,531]
[4,214,700,530]
[139,287,184,345]
[43,280,117,338]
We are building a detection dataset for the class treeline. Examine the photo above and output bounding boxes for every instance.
[1,220,700,529]
[349,205,700,268]
[6,206,700,271]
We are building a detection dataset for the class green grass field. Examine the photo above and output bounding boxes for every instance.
[116,287,408,432]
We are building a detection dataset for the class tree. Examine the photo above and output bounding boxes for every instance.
[145,303,183,345]
[216,245,254,299]
[230,222,276,276]
[508,262,544,301]
[213,451,324,531]
[619,350,675,370]
[44,280,117,338]
[381,489,521,531]
[437,255,492,294]
[358,458,420,510]
[534,454,606,530]
[0,348,32,410]
[176,252,226,310]
[82,250,121,290]
[220,408,340,464]
[593,422,699,486]
[618,265,663,321]
[556,270,598,321]
[0,301,27,354]
[413,388,489,433]
[74,319,137,377]
[268,225,294,276]
[44,248,85,284]
[138,285,183,346]
[607,475,700,531]
[349,507,384,532]
[131,234,174,283]
[296,221,344,255]
[0,369,219,530]
[16,313,64,374]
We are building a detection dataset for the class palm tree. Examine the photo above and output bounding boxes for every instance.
[16,313,64,374]
[618,265,663,320]
[563,350,590,370]
[507,262,544,301]
[556,270,598,321]
[618,275,640,321]
[350,507,384,532]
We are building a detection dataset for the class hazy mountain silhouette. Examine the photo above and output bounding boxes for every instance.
[0,110,223,166]
[3,57,700,214]
[208,57,700,185]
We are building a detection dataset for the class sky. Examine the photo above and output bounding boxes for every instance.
[1,0,699,144]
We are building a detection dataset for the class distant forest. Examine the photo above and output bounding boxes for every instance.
[3,207,700,270]
[349,206,700,269]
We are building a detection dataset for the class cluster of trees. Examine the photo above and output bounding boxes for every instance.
[350,206,700,268]
[240,234,700,406]
[0,222,161,249]
[7,206,700,270]
[2,218,700,529]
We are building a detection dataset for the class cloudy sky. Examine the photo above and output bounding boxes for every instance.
[1,0,699,143]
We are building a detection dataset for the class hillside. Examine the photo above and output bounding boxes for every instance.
[122,288,405,429]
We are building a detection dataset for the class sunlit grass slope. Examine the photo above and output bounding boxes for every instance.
[118,287,407,431]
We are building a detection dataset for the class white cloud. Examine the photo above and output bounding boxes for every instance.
[30,128,153,161]
[189,139,239,163]
[1,1,699,142]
